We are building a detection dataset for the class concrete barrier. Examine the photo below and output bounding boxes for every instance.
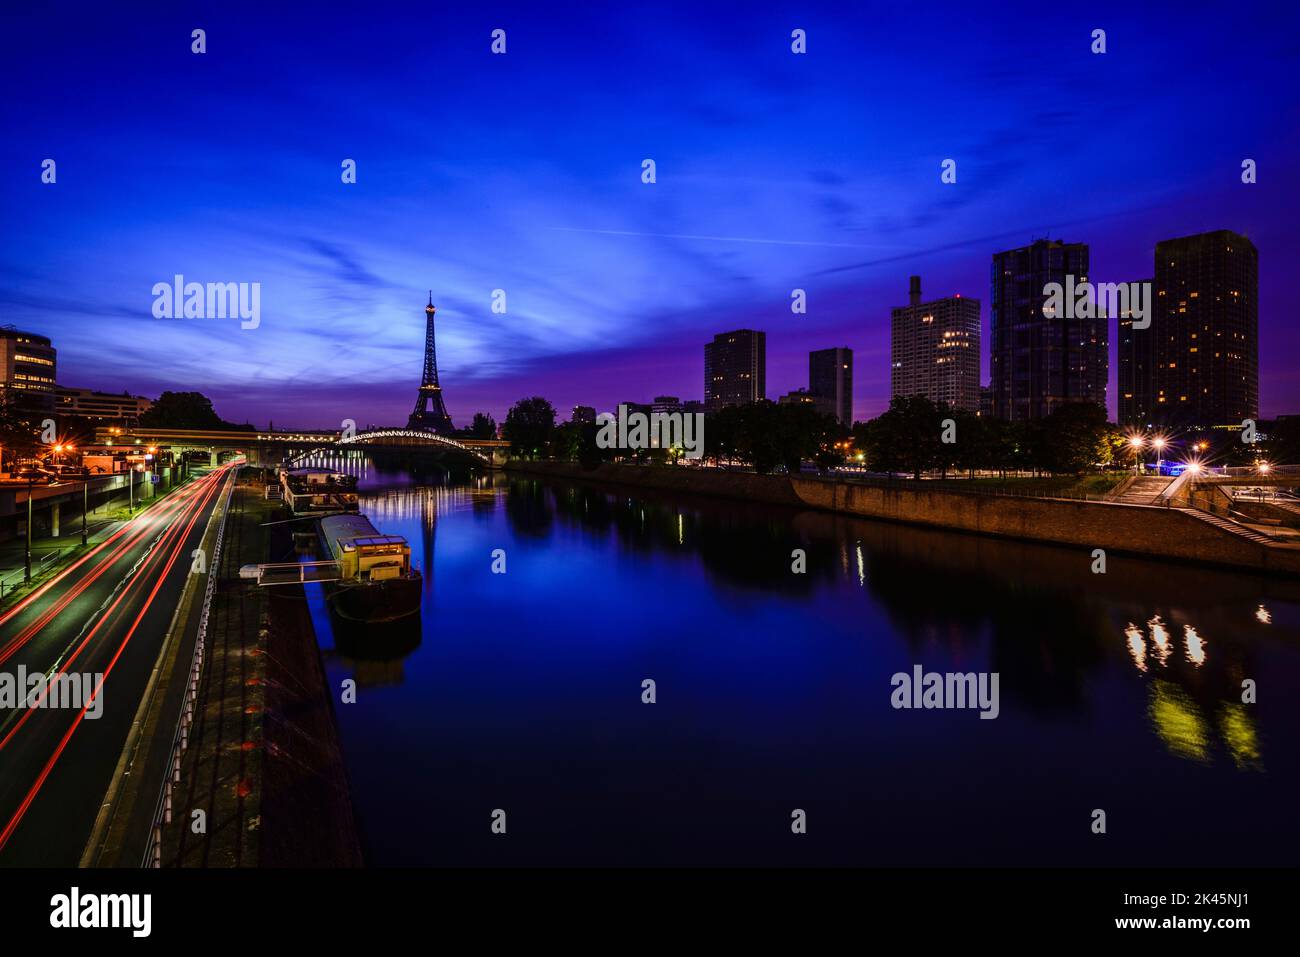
[505,461,1300,576]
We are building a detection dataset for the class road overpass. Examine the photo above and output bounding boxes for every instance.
[99,427,511,468]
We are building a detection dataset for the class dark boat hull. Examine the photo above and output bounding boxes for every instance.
[324,573,423,623]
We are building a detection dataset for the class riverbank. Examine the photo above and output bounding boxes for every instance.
[504,460,1300,576]
[154,469,361,866]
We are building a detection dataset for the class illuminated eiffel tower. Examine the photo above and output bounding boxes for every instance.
[407,292,455,433]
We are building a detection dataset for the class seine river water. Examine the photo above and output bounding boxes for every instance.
[302,457,1299,866]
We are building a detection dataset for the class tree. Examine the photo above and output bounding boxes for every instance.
[140,391,248,430]
[943,408,982,477]
[502,397,556,458]
[469,412,497,439]
[771,401,838,474]
[549,420,584,461]
[862,395,943,479]
[0,390,40,471]
[700,401,838,474]
[1038,402,1110,474]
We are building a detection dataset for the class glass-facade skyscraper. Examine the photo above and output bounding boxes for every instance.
[989,239,1106,420]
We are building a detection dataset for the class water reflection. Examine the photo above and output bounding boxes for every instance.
[1149,680,1212,763]
[1149,615,1172,665]
[1185,625,1208,668]
[303,460,1298,864]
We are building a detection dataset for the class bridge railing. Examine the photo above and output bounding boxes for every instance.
[288,428,492,465]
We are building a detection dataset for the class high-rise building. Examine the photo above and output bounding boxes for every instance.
[650,395,682,414]
[778,388,835,418]
[1148,230,1258,428]
[890,276,980,412]
[1117,278,1154,426]
[809,347,853,425]
[704,330,765,411]
[0,326,57,413]
[571,405,597,425]
[989,240,1106,420]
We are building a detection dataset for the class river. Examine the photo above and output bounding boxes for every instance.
[300,456,1299,866]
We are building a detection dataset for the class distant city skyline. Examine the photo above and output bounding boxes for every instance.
[3,5,1298,427]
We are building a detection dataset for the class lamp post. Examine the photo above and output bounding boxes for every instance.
[1128,436,1144,474]
[24,475,34,582]
[1152,437,1167,473]
[82,476,89,547]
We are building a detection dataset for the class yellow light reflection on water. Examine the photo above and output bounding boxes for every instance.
[1184,625,1207,667]
[1218,703,1263,770]
[1148,680,1210,763]
[1124,623,1147,672]
[1256,604,1272,624]
[855,544,865,587]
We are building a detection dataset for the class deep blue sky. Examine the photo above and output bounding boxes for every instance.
[3,1,1298,427]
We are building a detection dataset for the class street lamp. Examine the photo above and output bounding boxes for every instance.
[1152,437,1167,472]
[1127,435,1145,473]
[24,474,34,582]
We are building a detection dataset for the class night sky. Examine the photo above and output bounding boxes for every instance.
[3,2,1298,428]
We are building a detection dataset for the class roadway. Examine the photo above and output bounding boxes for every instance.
[0,463,236,866]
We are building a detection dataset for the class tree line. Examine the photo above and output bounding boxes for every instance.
[497,394,1132,476]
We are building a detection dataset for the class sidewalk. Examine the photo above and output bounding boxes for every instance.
[0,498,150,602]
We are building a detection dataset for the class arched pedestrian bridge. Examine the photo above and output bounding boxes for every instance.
[293,428,501,466]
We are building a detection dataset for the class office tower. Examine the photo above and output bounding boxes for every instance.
[809,347,853,426]
[989,240,1105,420]
[890,276,980,412]
[1150,230,1258,428]
[1117,279,1154,426]
[704,330,765,411]
[0,327,57,413]
[571,405,597,425]
[778,388,835,418]
[650,396,683,414]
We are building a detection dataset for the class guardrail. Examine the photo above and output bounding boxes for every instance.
[0,547,70,599]
[140,468,237,868]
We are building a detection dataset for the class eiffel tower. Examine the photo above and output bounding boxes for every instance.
[407,292,455,433]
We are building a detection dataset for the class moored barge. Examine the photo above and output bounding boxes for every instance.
[280,467,359,515]
[317,513,422,623]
